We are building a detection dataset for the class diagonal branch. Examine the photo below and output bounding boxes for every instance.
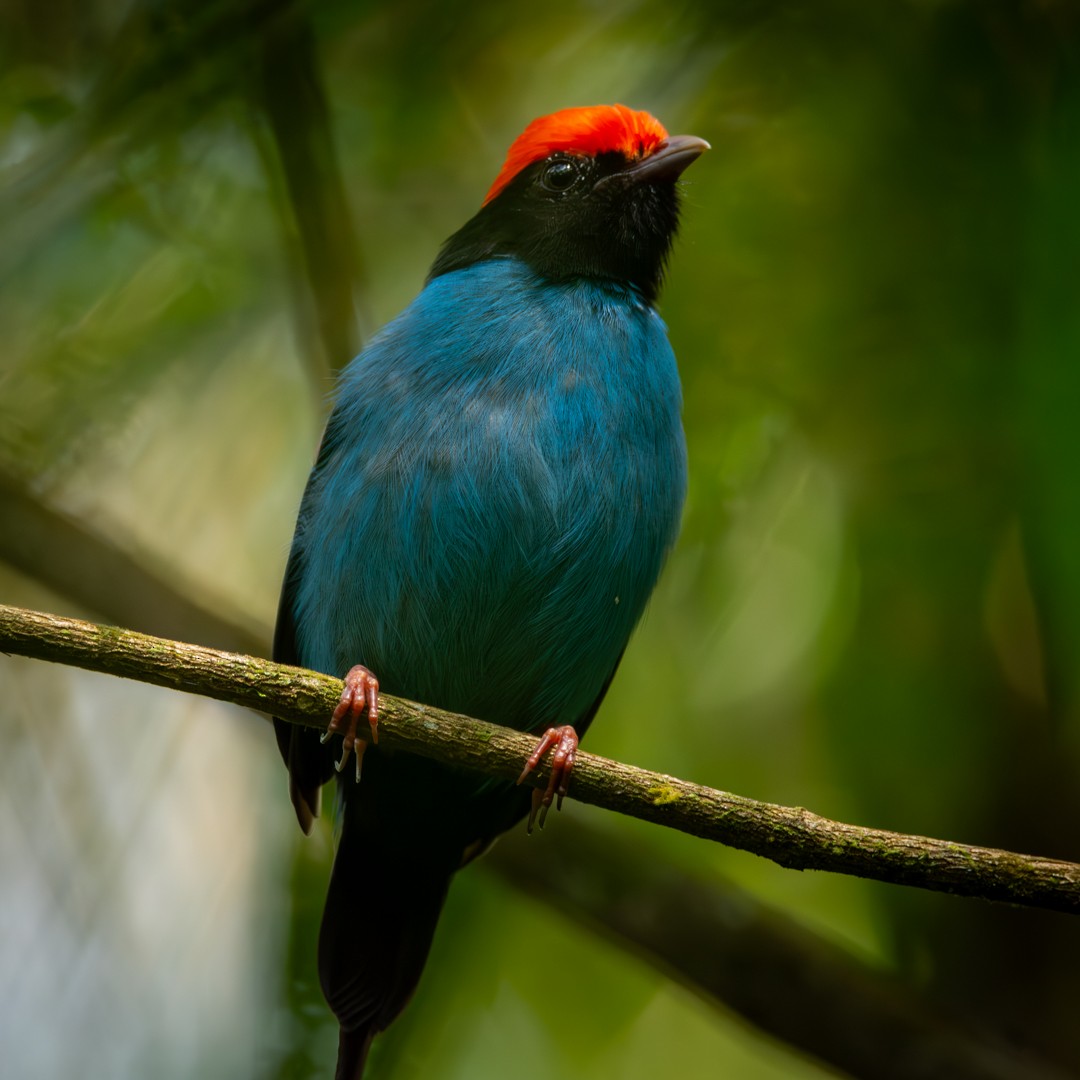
[487,826,1075,1080]
[0,472,267,657]
[1,601,1078,915]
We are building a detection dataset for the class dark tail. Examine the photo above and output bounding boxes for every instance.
[334,1027,376,1080]
[320,824,453,1080]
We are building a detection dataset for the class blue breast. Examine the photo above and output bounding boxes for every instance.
[293,257,686,733]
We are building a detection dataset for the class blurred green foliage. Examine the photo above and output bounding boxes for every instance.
[2,0,1080,1077]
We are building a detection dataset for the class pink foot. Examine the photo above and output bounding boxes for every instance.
[320,664,380,782]
[517,724,578,832]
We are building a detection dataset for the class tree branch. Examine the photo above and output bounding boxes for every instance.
[487,825,1075,1080]
[254,3,370,385]
[0,471,267,657]
[2,601,1078,914]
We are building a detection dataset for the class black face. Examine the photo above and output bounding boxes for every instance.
[427,149,684,304]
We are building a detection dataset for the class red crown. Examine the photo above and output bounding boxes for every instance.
[484,105,668,206]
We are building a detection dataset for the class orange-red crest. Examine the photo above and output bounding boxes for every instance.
[483,104,669,206]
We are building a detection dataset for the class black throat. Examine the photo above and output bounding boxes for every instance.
[427,151,683,305]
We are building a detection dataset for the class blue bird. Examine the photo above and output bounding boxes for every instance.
[273,104,707,1078]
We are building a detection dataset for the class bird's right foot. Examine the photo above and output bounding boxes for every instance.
[321,664,380,782]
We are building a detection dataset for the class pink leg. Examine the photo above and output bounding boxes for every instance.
[320,664,380,783]
[517,724,578,831]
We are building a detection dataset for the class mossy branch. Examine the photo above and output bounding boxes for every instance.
[2,601,1078,915]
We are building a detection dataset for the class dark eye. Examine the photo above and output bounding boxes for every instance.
[540,158,580,193]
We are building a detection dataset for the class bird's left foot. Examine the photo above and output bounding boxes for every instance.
[321,664,380,782]
[517,724,578,832]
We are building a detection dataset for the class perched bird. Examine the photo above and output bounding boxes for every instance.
[273,103,707,1078]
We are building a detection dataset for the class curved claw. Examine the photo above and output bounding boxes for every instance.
[322,664,380,783]
[517,725,578,832]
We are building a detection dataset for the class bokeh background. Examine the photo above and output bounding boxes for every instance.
[2,1,1079,1077]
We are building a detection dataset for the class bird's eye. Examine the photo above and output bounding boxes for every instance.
[540,159,580,193]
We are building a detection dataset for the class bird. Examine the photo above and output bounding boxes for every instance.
[273,103,707,1078]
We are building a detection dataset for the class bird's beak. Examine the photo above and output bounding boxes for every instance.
[625,134,710,183]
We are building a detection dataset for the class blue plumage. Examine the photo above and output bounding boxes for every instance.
[294,259,685,727]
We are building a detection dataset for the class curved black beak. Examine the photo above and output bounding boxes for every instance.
[626,134,710,183]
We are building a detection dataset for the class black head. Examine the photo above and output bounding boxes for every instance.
[428,106,708,305]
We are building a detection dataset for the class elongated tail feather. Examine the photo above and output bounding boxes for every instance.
[334,1027,376,1080]
[320,823,454,1078]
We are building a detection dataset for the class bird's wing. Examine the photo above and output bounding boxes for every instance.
[572,644,625,741]
[273,425,345,834]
